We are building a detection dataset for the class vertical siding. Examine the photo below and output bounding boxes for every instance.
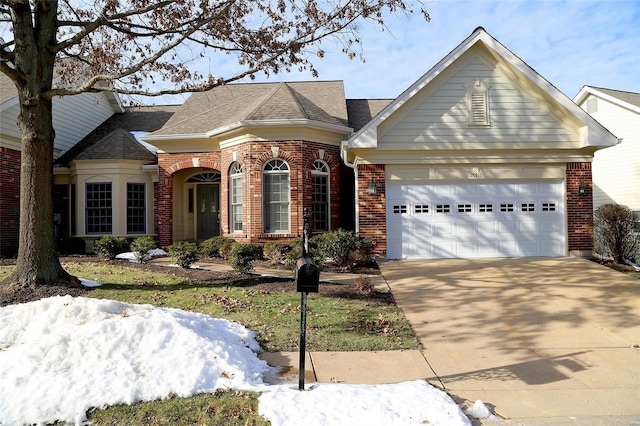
[379,56,577,146]
[582,95,640,210]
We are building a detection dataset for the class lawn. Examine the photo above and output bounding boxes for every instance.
[0,258,419,425]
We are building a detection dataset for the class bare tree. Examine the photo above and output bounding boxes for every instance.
[0,0,428,297]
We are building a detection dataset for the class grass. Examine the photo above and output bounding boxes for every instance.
[0,259,418,425]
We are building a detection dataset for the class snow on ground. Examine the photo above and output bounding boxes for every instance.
[115,248,167,262]
[0,296,471,426]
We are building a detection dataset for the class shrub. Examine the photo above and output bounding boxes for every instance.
[168,240,199,268]
[57,237,86,255]
[348,247,372,267]
[355,275,374,294]
[200,236,234,258]
[229,243,262,273]
[593,203,640,263]
[313,229,361,267]
[284,238,322,272]
[263,240,291,264]
[130,236,157,263]
[219,240,237,260]
[93,236,130,259]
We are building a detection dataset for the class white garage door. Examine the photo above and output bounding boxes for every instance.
[386,181,565,259]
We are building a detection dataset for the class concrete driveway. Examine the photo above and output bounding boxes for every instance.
[379,257,640,423]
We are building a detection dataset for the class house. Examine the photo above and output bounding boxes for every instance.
[0,72,123,257]
[573,87,639,227]
[2,27,618,259]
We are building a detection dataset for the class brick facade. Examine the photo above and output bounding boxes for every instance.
[357,164,386,256]
[0,147,20,257]
[156,141,343,247]
[566,162,594,252]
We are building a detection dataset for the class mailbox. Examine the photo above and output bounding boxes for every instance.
[296,255,319,293]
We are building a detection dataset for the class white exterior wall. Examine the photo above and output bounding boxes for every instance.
[378,55,578,149]
[0,91,117,159]
[579,94,640,210]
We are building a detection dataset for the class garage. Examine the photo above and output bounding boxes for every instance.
[386,180,565,259]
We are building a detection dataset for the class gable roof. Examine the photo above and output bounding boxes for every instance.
[346,99,393,132]
[73,128,157,163]
[574,86,640,114]
[56,105,178,165]
[349,27,617,150]
[147,81,350,139]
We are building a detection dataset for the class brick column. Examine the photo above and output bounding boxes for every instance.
[566,162,593,253]
[157,155,173,248]
[358,164,386,256]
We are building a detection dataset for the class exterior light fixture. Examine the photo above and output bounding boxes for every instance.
[578,179,587,195]
[368,180,377,195]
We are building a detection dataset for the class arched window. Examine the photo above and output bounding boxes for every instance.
[311,160,330,232]
[229,162,243,233]
[263,159,290,233]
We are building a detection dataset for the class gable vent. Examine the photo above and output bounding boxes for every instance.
[464,78,491,126]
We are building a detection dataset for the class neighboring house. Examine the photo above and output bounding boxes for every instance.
[1,27,618,259]
[573,87,639,227]
[0,72,123,257]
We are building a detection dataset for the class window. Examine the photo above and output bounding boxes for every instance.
[542,202,556,212]
[393,205,407,214]
[86,183,112,234]
[457,203,472,213]
[229,162,243,233]
[500,203,514,212]
[436,204,451,214]
[263,159,290,233]
[521,203,535,212]
[633,211,640,233]
[127,183,146,234]
[414,204,429,214]
[479,203,493,213]
[311,160,330,232]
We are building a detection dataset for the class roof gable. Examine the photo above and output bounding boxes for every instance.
[574,86,640,115]
[349,27,617,150]
[73,128,156,163]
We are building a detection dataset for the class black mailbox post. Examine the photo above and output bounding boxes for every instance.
[297,208,318,390]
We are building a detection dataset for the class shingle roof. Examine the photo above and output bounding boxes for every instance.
[346,99,393,132]
[73,128,157,162]
[590,87,640,108]
[151,81,349,137]
[56,105,177,165]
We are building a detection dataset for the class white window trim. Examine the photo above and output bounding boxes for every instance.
[311,160,331,232]
[262,159,291,234]
[229,162,243,234]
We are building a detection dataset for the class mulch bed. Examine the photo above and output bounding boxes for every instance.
[1,256,389,307]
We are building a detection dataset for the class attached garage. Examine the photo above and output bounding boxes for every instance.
[346,28,617,260]
[386,180,565,259]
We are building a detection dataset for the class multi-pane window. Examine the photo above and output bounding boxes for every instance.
[457,203,472,213]
[500,203,514,212]
[393,205,407,214]
[479,203,493,213]
[436,204,451,214]
[86,183,112,234]
[311,160,329,232]
[521,203,535,212]
[414,204,429,214]
[542,202,556,212]
[229,162,243,233]
[126,183,146,234]
[263,159,290,233]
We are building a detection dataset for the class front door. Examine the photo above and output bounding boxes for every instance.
[197,184,220,239]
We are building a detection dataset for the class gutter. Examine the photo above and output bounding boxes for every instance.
[340,140,359,233]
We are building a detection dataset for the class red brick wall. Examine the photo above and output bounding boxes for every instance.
[0,147,20,257]
[566,162,593,252]
[357,164,386,256]
[156,142,342,246]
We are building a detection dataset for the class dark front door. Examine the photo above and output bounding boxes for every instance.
[197,184,220,239]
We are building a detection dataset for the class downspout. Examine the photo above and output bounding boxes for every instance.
[340,140,359,233]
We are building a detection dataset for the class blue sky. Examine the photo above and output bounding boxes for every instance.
[154,0,639,104]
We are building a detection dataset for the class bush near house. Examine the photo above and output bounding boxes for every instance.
[200,236,235,258]
[168,241,199,268]
[312,229,362,267]
[229,243,263,273]
[130,236,157,263]
[263,240,291,264]
[593,203,640,264]
[93,236,132,260]
[219,240,237,260]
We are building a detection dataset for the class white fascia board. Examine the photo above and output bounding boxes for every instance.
[574,86,640,115]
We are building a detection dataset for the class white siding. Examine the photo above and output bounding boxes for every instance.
[379,56,578,148]
[0,91,116,159]
[581,94,640,211]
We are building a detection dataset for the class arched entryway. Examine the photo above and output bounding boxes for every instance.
[188,172,221,239]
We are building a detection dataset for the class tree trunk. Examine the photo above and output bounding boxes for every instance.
[0,0,80,298]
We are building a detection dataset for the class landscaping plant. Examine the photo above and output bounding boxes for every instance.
[168,241,199,268]
[130,236,157,264]
[93,236,131,260]
[229,244,263,273]
[593,203,640,263]
[200,236,235,258]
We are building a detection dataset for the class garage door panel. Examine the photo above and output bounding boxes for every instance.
[386,180,565,259]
